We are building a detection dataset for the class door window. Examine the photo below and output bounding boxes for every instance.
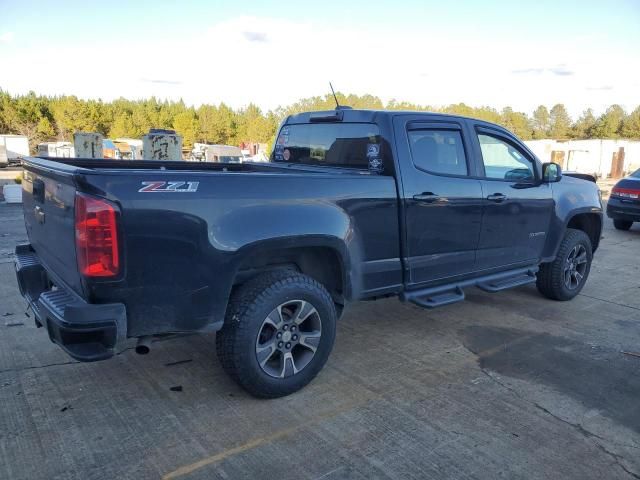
[478,134,535,182]
[408,130,468,176]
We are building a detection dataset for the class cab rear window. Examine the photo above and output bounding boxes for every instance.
[272,123,383,172]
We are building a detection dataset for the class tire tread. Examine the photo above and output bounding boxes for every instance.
[613,219,633,231]
[215,270,336,398]
[536,228,592,301]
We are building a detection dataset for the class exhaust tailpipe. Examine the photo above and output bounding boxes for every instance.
[135,336,152,355]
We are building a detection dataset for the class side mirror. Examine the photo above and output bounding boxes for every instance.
[542,162,562,183]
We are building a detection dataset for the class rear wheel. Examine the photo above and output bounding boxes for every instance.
[216,270,336,398]
[613,219,633,231]
[536,228,593,301]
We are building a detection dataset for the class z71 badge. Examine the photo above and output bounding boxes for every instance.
[138,181,199,193]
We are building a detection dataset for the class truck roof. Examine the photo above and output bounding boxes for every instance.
[285,109,512,135]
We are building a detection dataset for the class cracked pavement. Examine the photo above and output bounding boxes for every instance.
[1,202,639,479]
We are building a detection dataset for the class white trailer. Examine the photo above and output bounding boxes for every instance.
[0,134,29,167]
[37,142,75,158]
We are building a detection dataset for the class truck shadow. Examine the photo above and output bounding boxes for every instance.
[460,325,640,434]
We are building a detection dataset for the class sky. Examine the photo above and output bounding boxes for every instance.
[0,0,639,117]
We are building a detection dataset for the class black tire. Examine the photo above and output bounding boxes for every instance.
[536,228,593,301]
[613,219,633,231]
[216,270,336,398]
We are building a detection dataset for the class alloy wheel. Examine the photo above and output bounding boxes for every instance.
[255,300,322,378]
[563,244,588,290]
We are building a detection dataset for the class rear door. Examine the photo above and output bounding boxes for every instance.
[393,116,484,285]
[22,162,84,295]
[471,126,554,269]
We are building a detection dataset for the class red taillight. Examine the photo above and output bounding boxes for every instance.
[612,187,640,199]
[75,193,120,277]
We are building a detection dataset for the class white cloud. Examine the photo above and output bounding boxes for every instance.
[0,17,637,117]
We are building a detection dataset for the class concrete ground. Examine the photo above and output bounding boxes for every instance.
[1,203,639,480]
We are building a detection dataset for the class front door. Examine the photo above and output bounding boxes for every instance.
[472,127,555,270]
[394,117,484,285]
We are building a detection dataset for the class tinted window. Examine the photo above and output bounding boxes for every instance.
[478,134,535,181]
[272,123,382,171]
[408,130,468,176]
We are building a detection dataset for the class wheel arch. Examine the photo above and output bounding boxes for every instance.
[231,235,352,307]
[565,211,602,252]
[543,207,603,262]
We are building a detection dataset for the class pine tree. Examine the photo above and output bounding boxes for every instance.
[572,109,596,139]
[532,105,550,139]
[549,104,571,139]
[592,105,625,138]
[621,106,640,139]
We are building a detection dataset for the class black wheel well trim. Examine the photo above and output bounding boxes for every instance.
[564,209,603,252]
[231,235,352,302]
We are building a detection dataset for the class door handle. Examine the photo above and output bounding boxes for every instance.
[34,205,45,224]
[413,192,441,203]
[487,193,507,202]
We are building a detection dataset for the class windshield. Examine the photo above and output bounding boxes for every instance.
[631,169,640,178]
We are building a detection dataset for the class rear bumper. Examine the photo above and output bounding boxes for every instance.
[606,197,640,222]
[15,244,127,362]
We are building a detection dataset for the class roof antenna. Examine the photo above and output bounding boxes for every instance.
[329,82,340,109]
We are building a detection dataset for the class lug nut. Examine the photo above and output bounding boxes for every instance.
[278,341,283,348]
[291,325,297,332]
[286,343,291,349]
[276,332,282,339]
[292,334,298,341]
[283,325,288,331]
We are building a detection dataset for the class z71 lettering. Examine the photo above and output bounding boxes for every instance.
[138,181,199,193]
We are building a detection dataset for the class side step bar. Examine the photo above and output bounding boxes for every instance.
[401,266,538,309]
[476,270,537,293]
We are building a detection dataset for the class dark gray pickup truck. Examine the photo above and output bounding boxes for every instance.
[15,109,603,397]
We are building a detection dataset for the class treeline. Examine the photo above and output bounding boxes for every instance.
[1,89,639,154]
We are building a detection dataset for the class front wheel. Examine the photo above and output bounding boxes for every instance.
[216,270,336,398]
[613,219,633,231]
[536,228,593,301]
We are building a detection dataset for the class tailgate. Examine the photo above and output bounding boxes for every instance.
[22,163,84,296]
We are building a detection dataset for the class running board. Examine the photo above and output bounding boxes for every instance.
[476,270,537,292]
[404,286,465,309]
[401,266,538,309]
